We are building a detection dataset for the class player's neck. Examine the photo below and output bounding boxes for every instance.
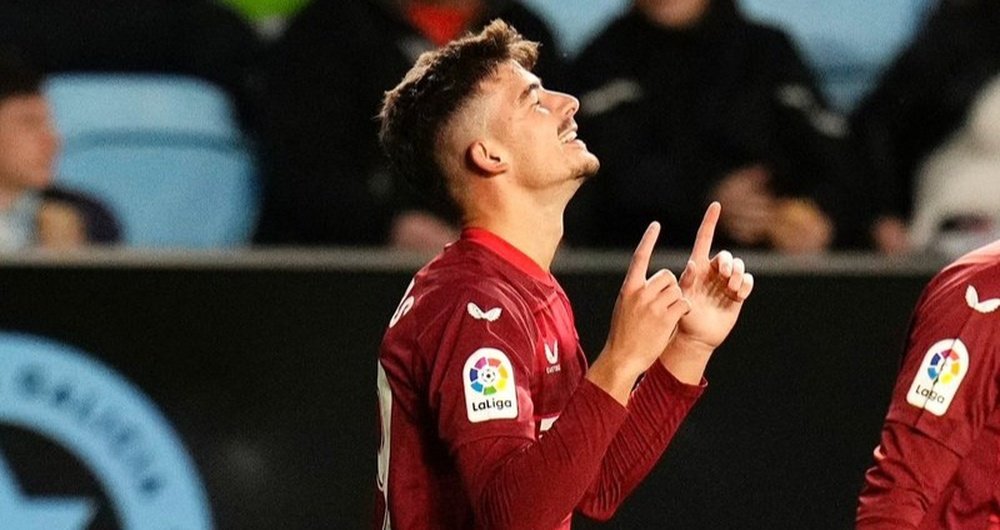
[465,203,564,272]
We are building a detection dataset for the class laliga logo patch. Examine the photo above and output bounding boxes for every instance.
[906,338,969,416]
[463,348,518,423]
[0,333,213,530]
[966,285,1000,314]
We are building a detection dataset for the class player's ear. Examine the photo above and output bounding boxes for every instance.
[467,140,507,177]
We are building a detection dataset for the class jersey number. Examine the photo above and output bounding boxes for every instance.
[388,279,415,328]
[376,363,392,529]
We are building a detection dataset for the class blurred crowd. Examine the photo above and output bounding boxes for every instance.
[0,0,997,255]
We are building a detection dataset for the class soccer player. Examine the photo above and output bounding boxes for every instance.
[375,21,754,529]
[857,240,1000,528]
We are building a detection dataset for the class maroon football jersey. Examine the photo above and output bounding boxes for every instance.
[374,228,704,530]
[858,241,1000,529]
[376,228,592,529]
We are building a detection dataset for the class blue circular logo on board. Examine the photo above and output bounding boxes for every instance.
[0,333,212,529]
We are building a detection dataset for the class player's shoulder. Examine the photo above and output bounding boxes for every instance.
[412,242,535,321]
[915,240,1000,324]
[931,240,1000,293]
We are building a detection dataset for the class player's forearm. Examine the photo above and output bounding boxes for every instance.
[578,360,704,520]
[585,351,646,405]
[458,380,628,530]
[658,334,714,385]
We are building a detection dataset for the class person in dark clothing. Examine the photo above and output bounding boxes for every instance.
[0,53,120,248]
[851,0,1000,254]
[566,0,872,252]
[254,0,564,249]
[0,0,264,131]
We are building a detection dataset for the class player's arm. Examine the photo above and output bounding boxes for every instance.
[858,300,999,527]
[439,222,693,529]
[857,421,964,529]
[578,203,755,519]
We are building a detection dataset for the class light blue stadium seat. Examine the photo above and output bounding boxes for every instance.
[45,74,259,248]
[739,0,934,110]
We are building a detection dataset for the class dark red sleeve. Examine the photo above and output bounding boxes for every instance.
[423,284,629,529]
[857,277,1000,528]
[577,359,705,520]
[454,380,628,530]
[856,422,962,529]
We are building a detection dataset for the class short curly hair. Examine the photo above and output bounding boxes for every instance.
[378,19,539,214]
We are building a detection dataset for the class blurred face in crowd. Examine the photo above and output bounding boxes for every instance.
[636,0,712,28]
[0,94,59,192]
[456,61,599,199]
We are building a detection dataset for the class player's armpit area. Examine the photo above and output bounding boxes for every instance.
[857,421,962,529]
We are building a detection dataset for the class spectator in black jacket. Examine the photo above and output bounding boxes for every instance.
[851,0,1000,254]
[0,53,120,249]
[255,0,564,249]
[567,0,872,252]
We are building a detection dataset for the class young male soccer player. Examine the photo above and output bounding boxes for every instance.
[858,240,1000,528]
[375,20,754,529]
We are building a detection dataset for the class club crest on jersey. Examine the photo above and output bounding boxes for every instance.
[966,285,1000,314]
[467,303,502,322]
[906,338,970,416]
[463,348,518,423]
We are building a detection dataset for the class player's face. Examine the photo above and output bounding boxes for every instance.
[483,62,599,191]
[0,94,59,192]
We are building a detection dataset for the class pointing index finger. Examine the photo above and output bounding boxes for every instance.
[625,222,660,288]
[690,202,721,262]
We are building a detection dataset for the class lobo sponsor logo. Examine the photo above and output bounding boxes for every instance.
[463,348,518,422]
[0,333,212,530]
[906,338,969,416]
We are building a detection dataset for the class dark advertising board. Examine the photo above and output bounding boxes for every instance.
[0,251,933,529]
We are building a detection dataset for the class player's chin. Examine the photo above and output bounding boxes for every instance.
[573,151,600,180]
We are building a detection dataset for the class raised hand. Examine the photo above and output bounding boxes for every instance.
[675,202,754,353]
[588,222,692,404]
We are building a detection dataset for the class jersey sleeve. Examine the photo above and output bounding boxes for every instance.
[420,283,630,529]
[857,279,1000,528]
[421,283,540,448]
[577,359,706,520]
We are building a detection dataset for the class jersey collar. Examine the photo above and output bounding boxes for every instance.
[462,227,554,285]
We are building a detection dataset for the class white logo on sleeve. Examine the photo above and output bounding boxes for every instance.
[906,338,970,416]
[467,303,502,322]
[463,348,518,422]
[966,285,1000,314]
[544,341,559,365]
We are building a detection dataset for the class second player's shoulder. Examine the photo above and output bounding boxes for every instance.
[924,241,1000,308]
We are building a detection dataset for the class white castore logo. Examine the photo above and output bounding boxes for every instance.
[544,341,559,365]
[966,285,1000,314]
[467,303,502,322]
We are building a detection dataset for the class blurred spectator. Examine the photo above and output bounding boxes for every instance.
[254,0,564,249]
[0,0,263,130]
[566,0,872,252]
[851,0,1000,254]
[0,54,120,249]
[907,74,1000,257]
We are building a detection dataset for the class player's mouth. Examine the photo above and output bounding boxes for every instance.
[558,123,582,145]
